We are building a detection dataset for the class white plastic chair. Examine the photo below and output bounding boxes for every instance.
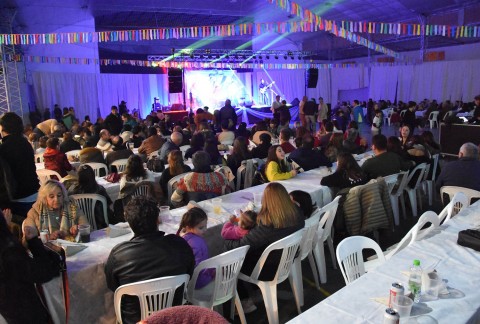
[288,208,322,311]
[84,162,108,178]
[167,172,189,202]
[312,196,341,284]
[132,181,153,198]
[34,153,44,163]
[186,246,249,324]
[440,186,480,207]
[336,236,386,285]
[36,169,62,185]
[238,229,304,324]
[428,111,440,128]
[425,154,440,206]
[384,108,393,126]
[383,171,407,226]
[403,163,427,217]
[438,192,469,224]
[384,211,440,260]
[110,158,129,173]
[179,145,190,153]
[390,170,410,221]
[65,149,81,160]
[70,193,108,230]
[114,274,190,324]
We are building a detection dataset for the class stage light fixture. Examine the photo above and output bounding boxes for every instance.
[284,55,287,60]
[253,55,256,59]
[298,55,302,60]
[290,56,294,60]
[274,55,278,59]
[266,55,270,59]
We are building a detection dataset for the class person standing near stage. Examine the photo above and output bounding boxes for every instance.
[317,97,328,128]
[299,96,307,127]
[271,95,282,121]
[219,99,237,130]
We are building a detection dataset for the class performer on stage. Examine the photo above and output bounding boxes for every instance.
[259,79,275,106]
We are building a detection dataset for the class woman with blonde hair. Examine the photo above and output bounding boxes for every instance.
[224,182,304,313]
[24,180,88,240]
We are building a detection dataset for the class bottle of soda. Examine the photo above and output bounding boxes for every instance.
[408,259,422,303]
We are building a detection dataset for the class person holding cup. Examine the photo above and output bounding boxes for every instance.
[24,180,88,241]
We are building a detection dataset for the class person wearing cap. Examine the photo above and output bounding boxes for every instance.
[118,100,128,115]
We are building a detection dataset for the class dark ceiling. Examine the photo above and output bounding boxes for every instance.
[2,0,480,61]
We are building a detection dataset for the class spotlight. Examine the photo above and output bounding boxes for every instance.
[284,55,287,60]
[274,55,278,59]
[291,56,294,60]
[253,55,257,59]
[298,55,302,60]
[266,55,270,59]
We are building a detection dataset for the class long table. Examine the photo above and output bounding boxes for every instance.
[288,201,480,324]
[45,166,333,324]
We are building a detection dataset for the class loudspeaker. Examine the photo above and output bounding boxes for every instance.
[168,77,183,93]
[168,68,183,77]
[307,68,318,88]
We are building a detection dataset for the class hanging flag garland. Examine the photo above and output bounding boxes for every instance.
[0,14,478,47]
[19,54,421,69]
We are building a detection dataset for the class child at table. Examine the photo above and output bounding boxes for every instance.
[177,207,214,288]
[221,210,257,240]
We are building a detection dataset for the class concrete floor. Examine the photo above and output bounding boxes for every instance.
[233,122,446,323]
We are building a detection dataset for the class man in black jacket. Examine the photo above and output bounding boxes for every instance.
[105,197,194,324]
[219,99,237,130]
[104,106,123,135]
[289,134,332,171]
[0,112,40,219]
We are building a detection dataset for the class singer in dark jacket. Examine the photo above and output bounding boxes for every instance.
[104,197,194,324]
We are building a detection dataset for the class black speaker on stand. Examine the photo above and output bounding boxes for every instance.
[306,68,318,88]
[168,68,183,93]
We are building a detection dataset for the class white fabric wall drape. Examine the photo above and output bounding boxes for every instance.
[330,67,369,105]
[32,72,99,120]
[32,72,169,120]
[32,60,480,121]
[369,66,400,101]
[254,70,305,105]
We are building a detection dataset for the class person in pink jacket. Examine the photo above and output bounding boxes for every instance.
[221,210,257,240]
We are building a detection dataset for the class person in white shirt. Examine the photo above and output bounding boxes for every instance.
[371,110,383,136]
[299,95,307,127]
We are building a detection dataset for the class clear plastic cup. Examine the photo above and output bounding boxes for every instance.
[159,206,171,223]
[212,198,222,215]
[392,295,413,320]
[423,272,442,300]
[78,224,91,243]
[253,192,262,205]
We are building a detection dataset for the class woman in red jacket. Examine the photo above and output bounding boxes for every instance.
[43,137,72,178]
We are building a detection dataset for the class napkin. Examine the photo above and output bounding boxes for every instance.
[106,224,131,238]
[55,239,87,257]
[370,297,389,306]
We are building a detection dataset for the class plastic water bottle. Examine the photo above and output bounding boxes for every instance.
[408,259,422,303]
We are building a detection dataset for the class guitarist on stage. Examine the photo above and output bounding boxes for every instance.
[259,79,274,105]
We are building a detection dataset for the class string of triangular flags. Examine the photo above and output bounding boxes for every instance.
[267,0,480,39]
[0,13,478,46]
[18,54,419,69]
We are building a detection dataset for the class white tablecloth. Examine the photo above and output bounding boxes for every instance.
[47,166,333,323]
[288,201,480,324]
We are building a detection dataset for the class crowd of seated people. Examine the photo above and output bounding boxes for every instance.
[2,93,480,323]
